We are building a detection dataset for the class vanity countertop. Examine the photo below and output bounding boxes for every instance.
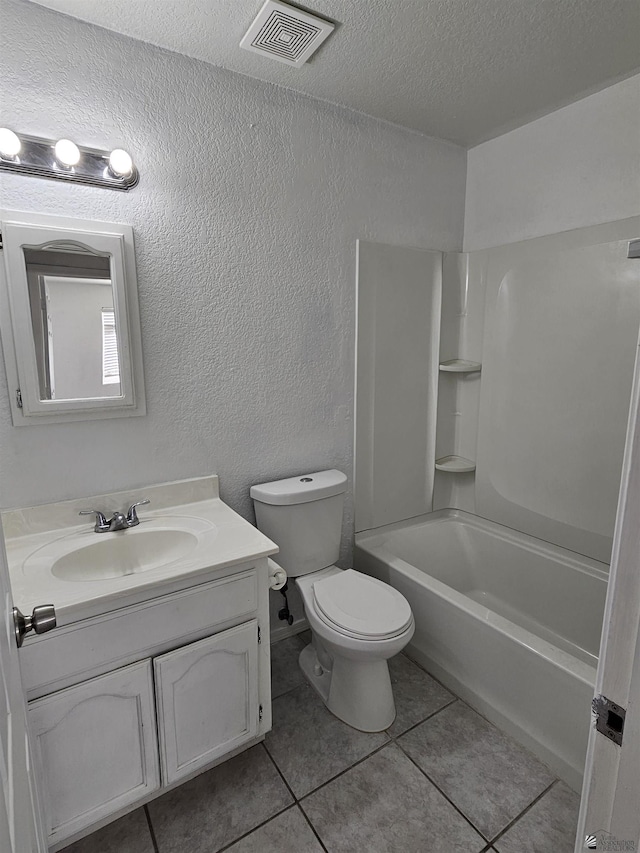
[3,476,278,625]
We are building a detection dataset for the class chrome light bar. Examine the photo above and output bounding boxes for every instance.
[0,129,138,191]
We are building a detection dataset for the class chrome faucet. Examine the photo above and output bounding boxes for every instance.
[79,500,150,533]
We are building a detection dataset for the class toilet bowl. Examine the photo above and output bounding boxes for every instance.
[250,469,415,732]
[296,566,414,731]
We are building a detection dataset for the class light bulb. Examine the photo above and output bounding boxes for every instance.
[108,148,133,178]
[0,128,21,159]
[54,139,81,167]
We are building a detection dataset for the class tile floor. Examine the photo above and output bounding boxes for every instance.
[63,632,581,853]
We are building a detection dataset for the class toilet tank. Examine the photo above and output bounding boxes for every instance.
[250,470,347,578]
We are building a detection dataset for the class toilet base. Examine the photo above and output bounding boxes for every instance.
[299,643,331,704]
[299,642,396,732]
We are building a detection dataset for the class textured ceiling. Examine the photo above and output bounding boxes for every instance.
[27,0,640,145]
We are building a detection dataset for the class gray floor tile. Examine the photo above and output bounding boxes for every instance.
[265,682,389,797]
[224,805,324,853]
[399,701,555,840]
[387,654,455,736]
[494,781,580,853]
[302,743,485,853]
[61,808,154,853]
[147,744,293,853]
[271,631,311,699]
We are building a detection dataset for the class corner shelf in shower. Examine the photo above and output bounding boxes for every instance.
[439,359,482,373]
[435,455,476,473]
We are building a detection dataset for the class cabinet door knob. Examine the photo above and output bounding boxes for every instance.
[13,604,57,648]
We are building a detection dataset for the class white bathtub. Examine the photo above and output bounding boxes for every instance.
[354,509,608,791]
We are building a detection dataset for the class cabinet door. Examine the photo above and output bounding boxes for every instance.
[154,620,259,786]
[28,660,159,847]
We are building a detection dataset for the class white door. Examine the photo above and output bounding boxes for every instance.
[575,312,640,847]
[0,529,47,853]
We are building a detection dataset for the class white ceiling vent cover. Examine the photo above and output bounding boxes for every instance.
[240,1,335,68]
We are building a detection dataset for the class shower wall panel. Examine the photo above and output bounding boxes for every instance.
[474,219,640,562]
[355,240,442,532]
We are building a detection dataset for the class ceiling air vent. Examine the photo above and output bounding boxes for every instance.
[240,1,335,68]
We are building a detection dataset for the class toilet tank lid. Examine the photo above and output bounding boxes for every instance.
[250,469,347,506]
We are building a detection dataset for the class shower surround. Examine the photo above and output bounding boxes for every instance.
[354,217,640,789]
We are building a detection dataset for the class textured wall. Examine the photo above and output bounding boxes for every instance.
[0,0,466,563]
[464,74,640,251]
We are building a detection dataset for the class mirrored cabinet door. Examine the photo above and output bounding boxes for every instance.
[0,211,145,424]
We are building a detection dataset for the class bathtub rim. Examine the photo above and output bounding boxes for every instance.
[354,508,606,682]
[356,508,610,578]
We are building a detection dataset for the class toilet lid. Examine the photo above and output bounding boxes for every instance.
[312,570,413,639]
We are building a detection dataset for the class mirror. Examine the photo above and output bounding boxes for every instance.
[0,211,146,424]
[23,246,121,401]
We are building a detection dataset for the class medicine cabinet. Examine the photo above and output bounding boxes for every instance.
[0,210,146,424]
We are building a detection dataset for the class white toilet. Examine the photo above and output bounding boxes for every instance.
[251,469,414,732]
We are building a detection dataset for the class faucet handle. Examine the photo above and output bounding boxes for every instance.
[126,499,150,526]
[79,509,110,532]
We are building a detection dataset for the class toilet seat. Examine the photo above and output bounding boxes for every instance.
[312,569,413,640]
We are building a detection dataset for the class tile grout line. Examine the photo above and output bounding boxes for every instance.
[488,778,558,849]
[296,742,405,850]
[389,674,565,845]
[402,651,454,692]
[261,740,300,803]
[293,739,392,803]
[261,743,330,852]
[396,736,560,851]
[386,696,458,739]
[291,731,513,852]
[214,802,295,853]
[143,804,160,853]
[271,680,309,702]
[393,738,492,846]
[297,803,331,853]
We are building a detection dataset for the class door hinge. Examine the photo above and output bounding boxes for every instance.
[259,704,263,722]
[258,626,261,644]
[16,389,23,409]
[593,695,626,746]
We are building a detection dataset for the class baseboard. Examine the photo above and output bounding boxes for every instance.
[270,618,309,644]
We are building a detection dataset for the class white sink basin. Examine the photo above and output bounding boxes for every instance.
[51,529,198,581]
[4,478,279,625]
[22,516,216,583]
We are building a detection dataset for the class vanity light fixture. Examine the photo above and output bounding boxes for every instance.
[0,129,138,190]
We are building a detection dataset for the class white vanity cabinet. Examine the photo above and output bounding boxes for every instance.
[20,561,271,851]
